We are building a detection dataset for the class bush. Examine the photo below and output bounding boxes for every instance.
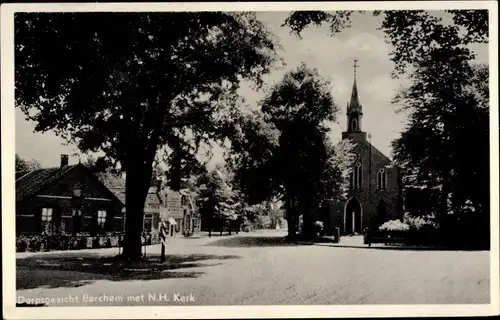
[241,218,253,232]
[403,212,439,231]
[313,221,325,236]
[379,219,410,231]
[151,231,160,244]
[253,215,272,229]
[16,236,28,252]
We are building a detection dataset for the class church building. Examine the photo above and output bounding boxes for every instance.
[328,62,404,235]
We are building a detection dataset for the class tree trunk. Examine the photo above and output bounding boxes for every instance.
[121,170,151,260]
[301,198,314,240]
[208,212,212,237]
[440,169,450,222]
[286,193,297,239]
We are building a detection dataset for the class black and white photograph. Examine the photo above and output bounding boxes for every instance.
[1,2,499,319]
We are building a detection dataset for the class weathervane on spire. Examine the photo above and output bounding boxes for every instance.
[353,58,359,80]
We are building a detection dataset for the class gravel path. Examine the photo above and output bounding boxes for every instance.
[16,230,490,306]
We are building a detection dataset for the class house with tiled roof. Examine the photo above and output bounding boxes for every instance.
[159,187,201,237]
[107,184,163,235]
[16,155,125,250]
[107,181,201,238]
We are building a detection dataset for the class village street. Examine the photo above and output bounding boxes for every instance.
[16,230,489,306]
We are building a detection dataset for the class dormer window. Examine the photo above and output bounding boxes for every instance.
[73,183,82,197]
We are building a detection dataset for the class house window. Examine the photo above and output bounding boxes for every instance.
[353,161,362,189]
[175,218,181,233]
[73,183,83,197]
[73,188,81,197]
[377,169,387,190]
[72,209,83,233]
[144,219,152,232]
[143,213,152,232]
[349,171,354,190]
[41,208,53,232]
[41,208,53,221]
[97,210,107,228]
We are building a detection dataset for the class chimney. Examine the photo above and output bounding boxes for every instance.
[60,154,69,168]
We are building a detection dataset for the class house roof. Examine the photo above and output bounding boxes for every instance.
[15,163,125,206]
[108,186,162,207]
[16,164,79,202]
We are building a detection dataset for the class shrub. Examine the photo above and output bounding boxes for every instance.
[16,236,28,252]
[92,237,100,248]
[28,235,44,252]
[241,218,253,232]
[254,215,272,229]
[403,212,439,231]
[313,221,325,236]
[379,219,410,231]
[151,231,160,244]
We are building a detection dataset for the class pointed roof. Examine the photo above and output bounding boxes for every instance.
[347,59,362,114]
[15,163,125,206]
[350,78,360,106]
[348,77,362,113]
[16,165,78,201]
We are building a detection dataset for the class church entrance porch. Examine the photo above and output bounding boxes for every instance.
[344,198,362,235]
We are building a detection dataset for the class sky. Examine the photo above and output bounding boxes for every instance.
[15,11,489,169]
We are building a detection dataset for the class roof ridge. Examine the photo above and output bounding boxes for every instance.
[16,165,78,202]
[16,170,35,182]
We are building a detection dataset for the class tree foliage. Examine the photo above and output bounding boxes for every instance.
[15,154,42,172]
[194,165,236,236]
[228,64,346,239]
[384,11,488,245]
[283,10,488,76]
[15,12,279,259]
[82,154,127,187]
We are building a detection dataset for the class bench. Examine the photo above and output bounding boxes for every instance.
[364,230,408,247]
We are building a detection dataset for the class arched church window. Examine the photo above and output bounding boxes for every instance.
[351,118,358,131]
[377,168,387,190]
[354,161,362,189]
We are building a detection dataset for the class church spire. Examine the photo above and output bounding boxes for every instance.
[345,59,363,134]
[348,59,362,112]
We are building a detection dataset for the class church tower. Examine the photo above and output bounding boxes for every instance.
[327,58,403,236]
[342,59,367,141]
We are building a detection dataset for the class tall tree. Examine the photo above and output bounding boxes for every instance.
[16,12,278,259]
[229,64,344,239]
[381,12,489,229]
[195,167,234,237]
[225,109,281,205]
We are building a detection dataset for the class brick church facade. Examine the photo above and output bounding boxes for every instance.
[328,68,404,235]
